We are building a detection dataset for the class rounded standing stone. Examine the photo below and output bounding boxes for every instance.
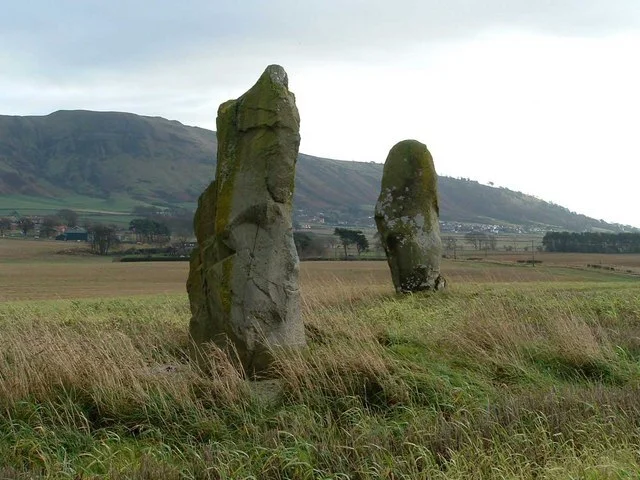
[374,140,445,293]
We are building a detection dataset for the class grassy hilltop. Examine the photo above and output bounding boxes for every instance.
[2,240,640,478]
[0,110,633,231]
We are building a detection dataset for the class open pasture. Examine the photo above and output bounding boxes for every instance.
[2,238,640,478]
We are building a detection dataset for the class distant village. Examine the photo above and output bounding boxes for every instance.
[0,209,194,257]
[293,209,549,235]
[0,211,136,243]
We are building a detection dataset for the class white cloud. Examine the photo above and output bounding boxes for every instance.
[1,1,639,225]
[291,30,640,225]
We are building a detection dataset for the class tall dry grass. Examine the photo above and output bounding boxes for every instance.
[1,279,640,478]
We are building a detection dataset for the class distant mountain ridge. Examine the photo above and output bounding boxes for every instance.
[0,110,634,232]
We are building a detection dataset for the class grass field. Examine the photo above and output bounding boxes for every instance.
[0,194,160,227]
[2,239,640,478]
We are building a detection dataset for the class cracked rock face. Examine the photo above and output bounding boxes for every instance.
[187,65,305,376]
[375,140,445,293]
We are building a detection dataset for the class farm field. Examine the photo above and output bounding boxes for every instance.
[1,238,640,478]
[1,239,638,302]
[467,251,640,270]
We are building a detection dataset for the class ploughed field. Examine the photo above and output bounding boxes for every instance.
[2,238,640,478]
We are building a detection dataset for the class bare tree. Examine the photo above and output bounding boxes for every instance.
[487,234,498,251]
[443,236,459,258]
[17,218,35,237]
[464,232,497,251]
[57,209,79,227]
[88,223,118,255]
[372,231,385,254]
[0,218,11,236]
[40,215,61,238]
[464,232,486,250]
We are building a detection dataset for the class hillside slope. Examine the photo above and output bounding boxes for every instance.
[0,110,212,203]
[0,110,632,231]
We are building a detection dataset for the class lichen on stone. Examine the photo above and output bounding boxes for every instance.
[187,65,305,377]
[375,140,445,293]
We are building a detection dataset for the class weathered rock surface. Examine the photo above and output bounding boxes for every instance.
[375,140,445,293]
[187,65,305,376]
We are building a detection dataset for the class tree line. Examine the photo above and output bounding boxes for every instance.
[292,228,372,259]
[462,232,498,250]
[333,228,369,257]
[542,231,640,253]
[129,218,171,244]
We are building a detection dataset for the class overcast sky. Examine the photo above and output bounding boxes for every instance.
[2,1,639,226]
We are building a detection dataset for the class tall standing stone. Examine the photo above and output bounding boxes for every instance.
[187,65,305,376]
[375,140,445,293]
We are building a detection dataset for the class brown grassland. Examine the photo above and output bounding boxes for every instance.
[482,251,640,270]
[1,238,640,478]
[1,239,636,302]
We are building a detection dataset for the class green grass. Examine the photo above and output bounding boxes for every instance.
[0,193,143,214]
[2,281,640,478]
[0,194,196,227]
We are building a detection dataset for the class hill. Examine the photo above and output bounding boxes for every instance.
[0,110,633,232]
